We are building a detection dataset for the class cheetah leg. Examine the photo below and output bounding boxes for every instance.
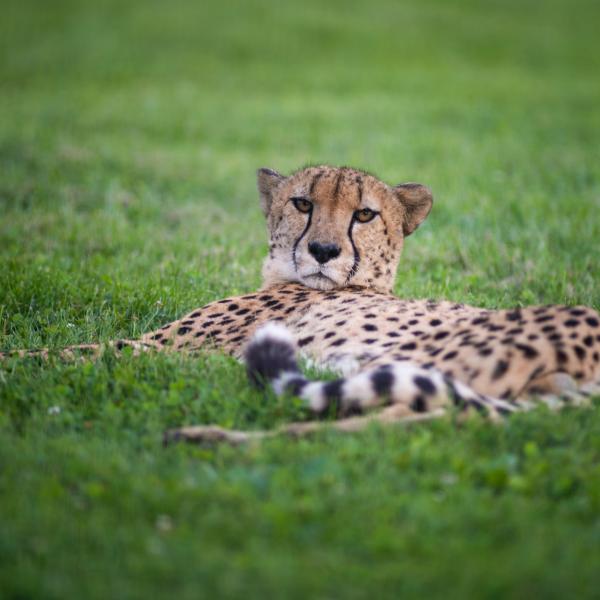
[519,371,597,410]
[524,372,578,396]
[163,406,447,446]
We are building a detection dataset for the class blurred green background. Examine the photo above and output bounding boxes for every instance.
[1,0,600,598]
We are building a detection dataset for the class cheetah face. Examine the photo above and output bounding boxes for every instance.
[257,165,432,294]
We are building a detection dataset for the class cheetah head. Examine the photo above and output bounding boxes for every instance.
[257,165,432,294]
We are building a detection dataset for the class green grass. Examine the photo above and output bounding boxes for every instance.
[1,0,600,597]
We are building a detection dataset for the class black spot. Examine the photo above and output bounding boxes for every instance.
[190,311,202,318]
[363,338,377,344]
[323,379,344,404]
[414,375,436,395]
[492,360,509,380]
[564,319,580,328]
[583,335,594,347]
[335,320,347,326]
[574,345,586,360]
[182,320,195,325]
[534,315,553,323]
[372,369,394,396]
[570,308,586,316]
[555,348,568,365]
[331,338,347,347]
[443,351,458,361]
[264,299,280,308]
[285,377,308,396]
[400,342,416,351]
[408,319,419,326]
[324,332,335,339]
[363,324,377,332]
[434,331,449,340]
[430,319,442,327]
[471,317,488,325]
[479,347,493,357]
[150,333,163,340]
[410,395,428,412]
[298,336,314,347]
[364,313,377,318]
[387,331,400,338]
[586,316,599,327]
[227,303,239,312]
[115,340,126,350]
[506,310,522,322]
[515,343,539,359]
[235,308,250,316]
[177,326,192,335]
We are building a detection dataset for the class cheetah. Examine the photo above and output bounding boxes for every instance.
[2,165,600,444]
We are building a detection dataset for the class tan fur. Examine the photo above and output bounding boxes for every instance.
[2,165,599,444]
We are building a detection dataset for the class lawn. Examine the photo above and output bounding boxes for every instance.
[1,0,600,597]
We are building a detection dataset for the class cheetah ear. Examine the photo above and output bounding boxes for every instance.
[393,183,433,236]
[257,168,284,217]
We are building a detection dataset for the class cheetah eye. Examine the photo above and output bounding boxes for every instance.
[354,208,377,223]
[291,197,313,214]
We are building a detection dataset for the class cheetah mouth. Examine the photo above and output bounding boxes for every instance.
[300,270,341,289]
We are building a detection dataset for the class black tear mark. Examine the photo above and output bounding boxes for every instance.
[345,217,361,284]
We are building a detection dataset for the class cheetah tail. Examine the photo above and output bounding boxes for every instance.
[0,340,154,362]
[244,323,516,421]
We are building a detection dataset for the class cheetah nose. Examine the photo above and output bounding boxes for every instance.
[308,241,341,264]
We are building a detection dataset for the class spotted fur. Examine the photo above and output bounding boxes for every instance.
[2,165,600,445]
